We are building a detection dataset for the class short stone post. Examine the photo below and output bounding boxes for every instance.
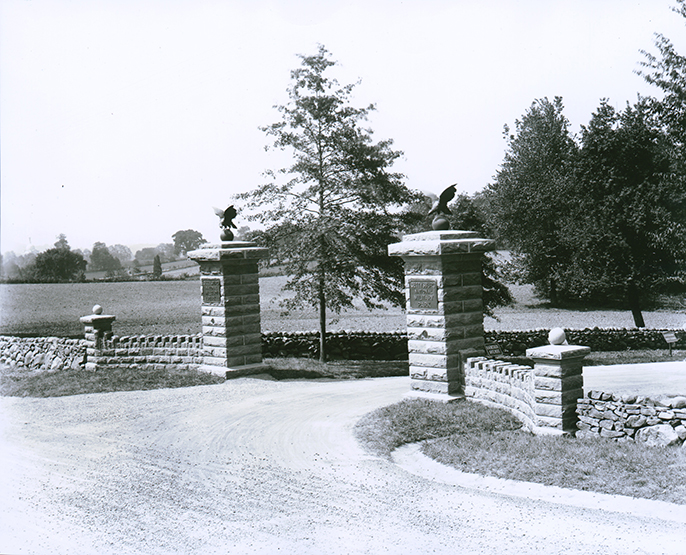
[188,241,269,378]
[80,305,115,371]
[526,329,590,433]
[388,231,495,400]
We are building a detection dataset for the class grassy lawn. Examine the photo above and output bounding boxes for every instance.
[354,398,686,505]
[0,364,224,397]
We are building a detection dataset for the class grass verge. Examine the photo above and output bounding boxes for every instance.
[355,398,686,505]
[0,365,224,397]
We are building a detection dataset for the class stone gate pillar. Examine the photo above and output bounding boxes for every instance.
[527,342,590,433]
[188,241,269,378]
[389,231,495,400]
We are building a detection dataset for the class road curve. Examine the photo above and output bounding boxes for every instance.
[0,376,683,554]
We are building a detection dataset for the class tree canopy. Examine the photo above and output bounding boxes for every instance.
[172,229,207,256]
[89,242,122,273]
[28,235,87,283]
[237,45,418,360]
[486,93,686,326]
[486,97,577,304]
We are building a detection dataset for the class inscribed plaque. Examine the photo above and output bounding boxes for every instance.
[202,278,222,305]
[409,280,438,310]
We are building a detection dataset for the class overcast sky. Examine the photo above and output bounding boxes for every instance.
[1,0,684,255]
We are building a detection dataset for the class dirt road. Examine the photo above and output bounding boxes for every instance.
[1,377,684,554]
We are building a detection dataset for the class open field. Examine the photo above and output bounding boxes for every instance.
[1,277,685,337]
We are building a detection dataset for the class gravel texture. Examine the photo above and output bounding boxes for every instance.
[1,376,685,554]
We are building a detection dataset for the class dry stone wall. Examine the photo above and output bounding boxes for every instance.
[0,336,86,371]
[577,392,686,445]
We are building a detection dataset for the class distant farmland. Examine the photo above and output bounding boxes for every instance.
[0,278,684,338]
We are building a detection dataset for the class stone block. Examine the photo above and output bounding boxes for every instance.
[408,352,461,369]
[440,300,466,314]
[441,256,483,274]
[535,402,578,419]
[405,314,446,329]
[535,388,583,405]
[224,303,261,316]
[410,379,462,396]
[441,286,483,303]
[534,374,583,391]
[532,363,583,379]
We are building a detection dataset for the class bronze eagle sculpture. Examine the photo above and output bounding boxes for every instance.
[426,184,457,230]
[213,205,238,241]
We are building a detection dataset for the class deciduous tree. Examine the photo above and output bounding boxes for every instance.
[29,235,86,282]
[90,242,122,273]
[563,99,686,326]
[172,229,207,256]
[485,97,578,303]
[237,45,417,361]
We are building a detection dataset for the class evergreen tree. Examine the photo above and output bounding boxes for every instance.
[152,255,163,280]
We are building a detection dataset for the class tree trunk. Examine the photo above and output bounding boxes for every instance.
[318,271,327,362]
[549,277,558,305]
[627,280,646,328]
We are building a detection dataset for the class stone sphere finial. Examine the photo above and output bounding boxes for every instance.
[548,327,566,345]
[92,304,103,315]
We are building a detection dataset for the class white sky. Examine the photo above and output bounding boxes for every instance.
[1,0,684,255]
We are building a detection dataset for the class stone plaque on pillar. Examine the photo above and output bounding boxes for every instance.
[201,278,222,305]
[188,241,269,378]
[409,279,438,310]
[389,230,495,401]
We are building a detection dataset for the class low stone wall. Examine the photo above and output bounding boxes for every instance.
[85,334,204,371]
[0,334,203,373]
[577,392,686,445]
[262,331,408,360]
[262,328,685,359]
[487,328,686,355]
[0,336,86,371]
[464,357,537,430]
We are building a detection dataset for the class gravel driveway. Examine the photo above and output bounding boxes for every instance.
[1,376,684,554]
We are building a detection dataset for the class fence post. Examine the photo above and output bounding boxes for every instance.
[388,231,495,400]
[188,241,269,378]
[527,331,590,433]
[80,305,115,371]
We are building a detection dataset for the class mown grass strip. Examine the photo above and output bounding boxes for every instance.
[0,366,224,397]
[354,398,686,505]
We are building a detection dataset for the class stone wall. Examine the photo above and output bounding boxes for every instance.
[262,331,408,360]
[0,334,203,373]
[577,391,686,445]
[0,336,86,371]
[87,334,204,371]
[464,356,537,430]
